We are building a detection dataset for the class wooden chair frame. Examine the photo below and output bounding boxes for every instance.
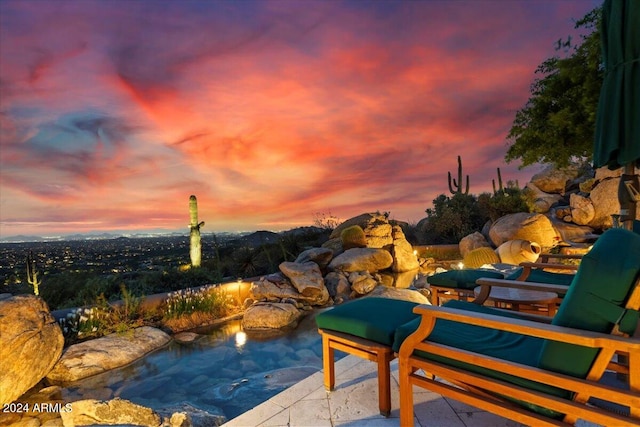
[318,328,395,416]
[429,256,579,307]
[398,276,640,426]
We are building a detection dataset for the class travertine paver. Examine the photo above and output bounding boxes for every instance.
[222,356,526,427]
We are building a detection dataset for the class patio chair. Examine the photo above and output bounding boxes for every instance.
[316,297,420,416]
[428,258,577,306]
[315,268,573,416]
[397,227,640,426]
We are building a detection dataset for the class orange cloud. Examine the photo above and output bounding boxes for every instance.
[0,0,599,237]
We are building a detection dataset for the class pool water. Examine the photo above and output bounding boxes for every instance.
[60,310,343,422]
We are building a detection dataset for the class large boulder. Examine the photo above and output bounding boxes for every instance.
[329,213,387,239]
[249,273,301,301]
[279,261,329,305]
[364,221,393,248]
[294,247,333,270]
[549,217,598,244]
[391,226,419,272]
[523,183,564,213]
[348,271,378,295]
[46,326,171,383]
[589,178,622,229]
[458,232,491,257]
[530,164,581,194]
[241,302,301,330]
[367,287,431,304]
[0,295,64,405]
[329,213,394,248]
[570,193,596,225]
[324,271,351,300]
[60,398,162,427]
[328,248,393,273]
[157,402,227,427]
[488,212,560,251]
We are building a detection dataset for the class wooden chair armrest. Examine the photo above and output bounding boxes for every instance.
[409,305,640,352]
[519,261,579,271]
[475,278,569,294]
[472,278,568,304]
[539,253,585,262]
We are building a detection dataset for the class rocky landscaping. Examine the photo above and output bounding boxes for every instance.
[0,163,635,427]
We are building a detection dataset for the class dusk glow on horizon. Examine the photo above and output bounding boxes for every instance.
[0,0,601,238]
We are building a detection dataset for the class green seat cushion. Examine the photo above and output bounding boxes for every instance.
[393,299,569,418]
[538,228,640,377]
[315,297,419,346]
[428,269,504,290]
[392,300,569,412]
[393,299,542,355]
[505,268,574,286]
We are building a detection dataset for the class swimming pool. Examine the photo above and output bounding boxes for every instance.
[60,310,343,422]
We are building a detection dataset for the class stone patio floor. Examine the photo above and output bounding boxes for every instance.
[222,355,527,427]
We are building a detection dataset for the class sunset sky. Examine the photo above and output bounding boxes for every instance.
[0,0,601,238]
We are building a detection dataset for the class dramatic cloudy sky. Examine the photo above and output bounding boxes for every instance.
[0,0,601,237]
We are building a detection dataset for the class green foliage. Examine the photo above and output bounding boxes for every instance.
[163,285,229,319]
[58,285,149,344]
[11,227,331,311]
[340,225,367,249]
[506,7,602,168]
[423,193,486,244]
[234,246,259,277]
[477,183,530,222]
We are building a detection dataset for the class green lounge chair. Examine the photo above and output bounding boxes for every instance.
[316,297,420,416]
[397,227,640,426]
[428,262,576,307]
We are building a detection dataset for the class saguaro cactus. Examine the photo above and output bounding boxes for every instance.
[26,251,42,296]
[448,155,469,195]
[492,167,504,195]
[189,195,205,268]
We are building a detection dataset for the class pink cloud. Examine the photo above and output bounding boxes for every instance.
[0,0,600,236]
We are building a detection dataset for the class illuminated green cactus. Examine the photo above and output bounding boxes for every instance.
[26,251,42,296]
[448,155,469,195]
[189,195,205,268]
[462,247,500,269]
[340,225,367,250]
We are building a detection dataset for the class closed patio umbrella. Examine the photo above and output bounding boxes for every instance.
[593,0,640,230]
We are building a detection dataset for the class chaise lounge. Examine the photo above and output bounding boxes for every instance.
[317,228,640,425]
[398,227,640,426]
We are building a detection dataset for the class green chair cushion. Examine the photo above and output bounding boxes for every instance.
[505,268,574,286]
[392,299,569,417]
[538,228,640,377]
[428,269,504,290]
[315,297,419,346]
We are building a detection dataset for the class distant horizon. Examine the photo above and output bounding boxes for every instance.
[0,224,324,243]
[1,0,600,237]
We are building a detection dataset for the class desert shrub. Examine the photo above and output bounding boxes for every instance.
[58,284,150,344]
[423,193,487,244]
[477,184,529,222]
[163,285,230,319]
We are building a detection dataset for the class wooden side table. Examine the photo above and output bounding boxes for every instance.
[473,286,559,316]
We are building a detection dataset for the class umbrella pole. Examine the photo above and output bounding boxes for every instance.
[620,163,640,231]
